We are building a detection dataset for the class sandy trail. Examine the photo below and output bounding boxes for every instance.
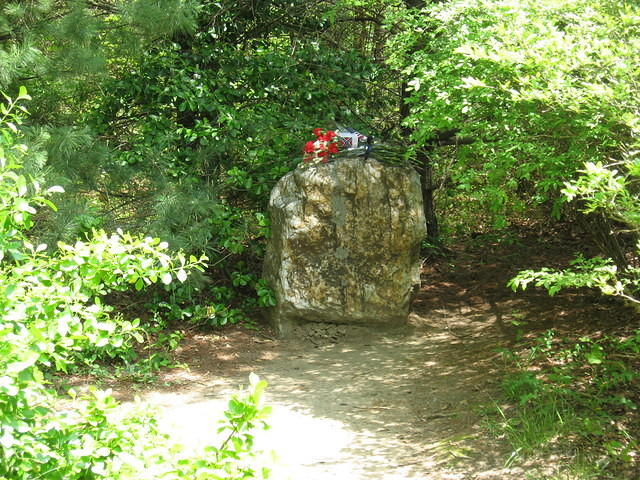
[132,301,526,479]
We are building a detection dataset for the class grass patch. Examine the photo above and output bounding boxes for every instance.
[484,329,640,479]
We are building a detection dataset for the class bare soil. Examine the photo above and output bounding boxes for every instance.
[73,230,638,479]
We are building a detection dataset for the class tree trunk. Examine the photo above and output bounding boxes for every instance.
[418,148,438,241]
[399,81,440,242]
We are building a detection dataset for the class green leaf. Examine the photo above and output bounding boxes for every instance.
[16,175,27,196]
[7,351,40,374]
[16,199,36,214]
[176,269,188,282]
[228,398,244,415]
[46,185,65,194]
[17,86,31,101]
[586,348,604,365]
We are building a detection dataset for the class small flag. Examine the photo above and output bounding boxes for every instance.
[335,125,367,150]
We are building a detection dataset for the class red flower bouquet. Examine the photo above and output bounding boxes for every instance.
[302,128,341,165]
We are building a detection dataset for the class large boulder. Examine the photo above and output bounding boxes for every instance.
[263,157,426,336]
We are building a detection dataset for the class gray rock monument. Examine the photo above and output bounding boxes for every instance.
[263,157,426,336]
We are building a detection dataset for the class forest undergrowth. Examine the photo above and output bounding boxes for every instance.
[57,224,640,480]
[2,1,639,478]
[433,227,640,479]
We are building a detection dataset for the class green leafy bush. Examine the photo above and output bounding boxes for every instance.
[488,330,639,476]
[0,90,273,480]
[510,159,640,304]
[396,0,640,304]
[387,0,639,234]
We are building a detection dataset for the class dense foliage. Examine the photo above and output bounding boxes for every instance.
[388,0,639,302]
[0,1,388,329]
[487,328,640,478]
[1,0,639,477]
[0,92,269,479]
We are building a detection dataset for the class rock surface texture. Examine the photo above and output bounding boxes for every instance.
[263,157,426,336]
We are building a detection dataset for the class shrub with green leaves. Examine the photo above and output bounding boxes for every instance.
[387,0,640,303]
[2,1,383,322]
[387,0,639,232]
[509,158,640,303]
[488,330,639,476]
[0,90,276,480]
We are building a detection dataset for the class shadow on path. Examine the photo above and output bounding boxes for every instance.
[108,233,632,480]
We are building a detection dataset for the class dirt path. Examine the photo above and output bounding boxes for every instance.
[134,315,514,480]
[103,233,625,479]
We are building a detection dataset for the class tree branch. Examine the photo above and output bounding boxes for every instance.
[438,136,475,146]
[333,16,383,25]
